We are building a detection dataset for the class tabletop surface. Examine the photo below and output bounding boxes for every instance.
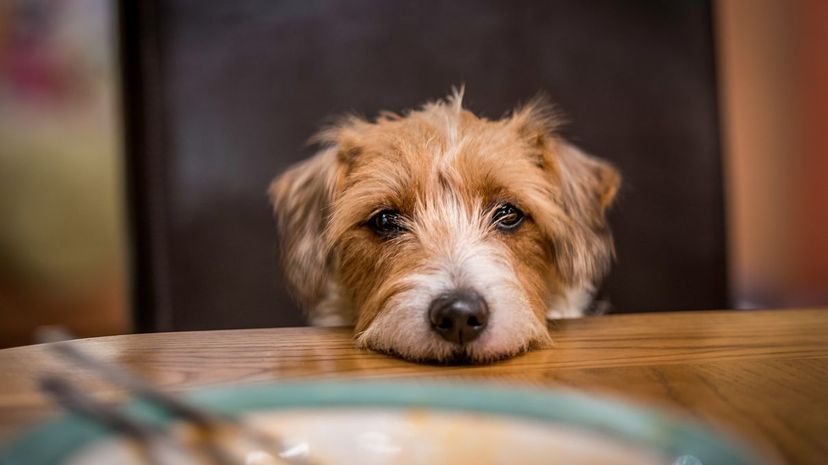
[1,308,826,464]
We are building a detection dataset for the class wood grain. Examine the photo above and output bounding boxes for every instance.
[1,309,826,464]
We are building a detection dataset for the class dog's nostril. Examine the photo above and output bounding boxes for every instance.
[428,290,489,345]
[437,317,453,330]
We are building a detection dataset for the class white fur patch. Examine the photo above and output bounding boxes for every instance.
[546,283,595,320]
[308,280,354,326]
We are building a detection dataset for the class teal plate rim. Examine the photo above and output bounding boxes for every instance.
[0,381,763,465]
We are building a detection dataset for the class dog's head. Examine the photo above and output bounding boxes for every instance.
[270,91,619,362]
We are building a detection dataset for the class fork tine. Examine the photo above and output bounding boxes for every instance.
[39,376,250,465]
[39,376,171,465]
[38,327,225,427]
[36,327,315,465]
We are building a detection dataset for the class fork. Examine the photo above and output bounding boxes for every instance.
[36,327,316,465]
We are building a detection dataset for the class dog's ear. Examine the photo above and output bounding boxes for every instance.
[555,141,620,228]
[550,140,621,285]
[269,147,342,310]
[509,98,621,285]
[509,96,563,167]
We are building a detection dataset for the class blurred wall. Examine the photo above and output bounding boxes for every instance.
[0,0,128,347]
[716,0,828,308]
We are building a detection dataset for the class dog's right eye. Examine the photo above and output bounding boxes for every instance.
[492,203,525,231]
[368,209,405,238]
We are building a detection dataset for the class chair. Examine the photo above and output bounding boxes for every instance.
[120,0,727,331]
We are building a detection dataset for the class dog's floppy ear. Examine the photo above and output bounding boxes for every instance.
[551,140,620,285]
[509,98,620,285]
[555,141,620,229]
[268,147,342,310]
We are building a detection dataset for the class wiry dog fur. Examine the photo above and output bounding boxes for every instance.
[270,90,619,363]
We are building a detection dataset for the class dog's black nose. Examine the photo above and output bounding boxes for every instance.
[428,290,489,344]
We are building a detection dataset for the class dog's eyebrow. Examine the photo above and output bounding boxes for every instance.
[365,205,396,218]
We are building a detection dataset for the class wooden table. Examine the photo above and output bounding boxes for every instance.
[1,309,826,464]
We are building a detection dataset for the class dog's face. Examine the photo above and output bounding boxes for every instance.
[270,93,619,362]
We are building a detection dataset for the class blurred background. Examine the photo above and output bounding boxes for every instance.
[0,0,127,347]
[0,0,826,347]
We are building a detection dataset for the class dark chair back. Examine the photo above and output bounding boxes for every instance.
[121,0,727,331]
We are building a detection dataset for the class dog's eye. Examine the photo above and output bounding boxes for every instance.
[368,209,405,238]
[492,203,525,231]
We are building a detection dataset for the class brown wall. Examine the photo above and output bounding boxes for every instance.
[716,0,828,307]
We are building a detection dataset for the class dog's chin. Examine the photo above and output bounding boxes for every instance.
[356,328,550,365]
[362,339,545,365]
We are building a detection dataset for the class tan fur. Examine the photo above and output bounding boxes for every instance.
[269,90,619,362]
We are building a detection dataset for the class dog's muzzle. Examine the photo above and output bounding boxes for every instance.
[428,290,489,345]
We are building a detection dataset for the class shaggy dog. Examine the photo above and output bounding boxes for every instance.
[270,90,619,363]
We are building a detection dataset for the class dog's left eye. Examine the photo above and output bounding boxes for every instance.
[492,203,525,231]
[368,209,406,238]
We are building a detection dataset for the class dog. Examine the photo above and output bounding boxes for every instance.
[269,90,619,363]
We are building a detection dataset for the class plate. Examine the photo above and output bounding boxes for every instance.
[0,381,764,465]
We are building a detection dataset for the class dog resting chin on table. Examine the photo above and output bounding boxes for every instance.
[269,90,620,363]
